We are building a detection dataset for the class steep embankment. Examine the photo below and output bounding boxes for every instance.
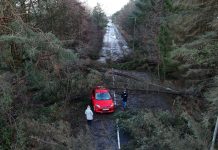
[112,0,218,149]
[0,0,106,149]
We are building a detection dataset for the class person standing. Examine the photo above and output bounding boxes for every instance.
[85,105,93,126]
[121,89,128,110]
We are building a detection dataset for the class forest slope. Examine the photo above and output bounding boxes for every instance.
[113,0,218,149]
[0,0,107,149]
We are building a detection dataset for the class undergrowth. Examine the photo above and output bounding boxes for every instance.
[115,109,208,150]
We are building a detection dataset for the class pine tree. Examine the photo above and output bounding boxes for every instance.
[92,3,108,29]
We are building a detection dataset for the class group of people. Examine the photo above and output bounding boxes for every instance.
[85,89,128,126]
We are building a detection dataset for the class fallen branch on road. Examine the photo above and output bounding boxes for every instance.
[110,86,196,97]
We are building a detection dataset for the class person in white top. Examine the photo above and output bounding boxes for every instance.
[85,105,93,126]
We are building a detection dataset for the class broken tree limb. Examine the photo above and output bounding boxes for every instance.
[110,86,194,96]
[106,69,198,96]
[107,69,180,92]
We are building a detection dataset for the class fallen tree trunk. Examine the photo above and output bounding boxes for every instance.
[105,69,199,96]
[110,86,196,96]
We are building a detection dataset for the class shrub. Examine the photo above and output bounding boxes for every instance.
[116,110,207,150]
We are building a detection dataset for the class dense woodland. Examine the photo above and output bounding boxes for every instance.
[0,0,107,149]
[0,0,218,149]
[113,0,218,149]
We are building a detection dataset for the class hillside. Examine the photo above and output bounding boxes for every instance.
[113,0,218,149]
[0,0,107,149]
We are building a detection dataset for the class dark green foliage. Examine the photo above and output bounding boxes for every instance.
[92,3,108,29]
[112,56,148,71]
[158,25,172,57]
[116,110,207,150]
[164,0,173,11]
[170,32,218,66]
[0,116,13,150]
[0,0,104,148]
[0,74,13,150]
[113,0,164,68]
[0,19,102,104]
[113,0,218,149]
[133,0,156,23]
[158,25,175,79]
[203,76,218,143]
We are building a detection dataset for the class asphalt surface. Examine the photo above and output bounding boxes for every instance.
[98,20,130,63]
[90,114,117,150]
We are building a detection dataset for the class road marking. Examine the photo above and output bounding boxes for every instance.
[116,119,121,150]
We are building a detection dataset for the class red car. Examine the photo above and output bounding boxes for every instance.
[91,86,115,113]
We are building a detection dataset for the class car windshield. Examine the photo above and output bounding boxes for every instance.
[95,92,111,100]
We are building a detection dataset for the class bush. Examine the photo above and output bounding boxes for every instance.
[0,116,13,150]
[116,110,207,150]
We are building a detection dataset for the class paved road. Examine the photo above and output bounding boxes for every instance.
[92,20,170,150]
[90,114,117,150]
[98,20,130,63]
[93,19,130,150]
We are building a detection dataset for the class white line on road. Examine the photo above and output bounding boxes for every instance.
[116,119,121,150]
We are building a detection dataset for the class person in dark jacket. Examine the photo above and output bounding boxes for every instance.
[121,89,128,110]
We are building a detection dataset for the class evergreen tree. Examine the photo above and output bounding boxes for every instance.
[133,0,156,23]
[92,3,108,29]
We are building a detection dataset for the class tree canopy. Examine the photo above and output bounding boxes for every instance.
[92,3,108,29]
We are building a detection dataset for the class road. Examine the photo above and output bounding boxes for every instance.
[90,114,117,150]
[93,20,131,150]
[98,20,130,63]
[91,20,170,150]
